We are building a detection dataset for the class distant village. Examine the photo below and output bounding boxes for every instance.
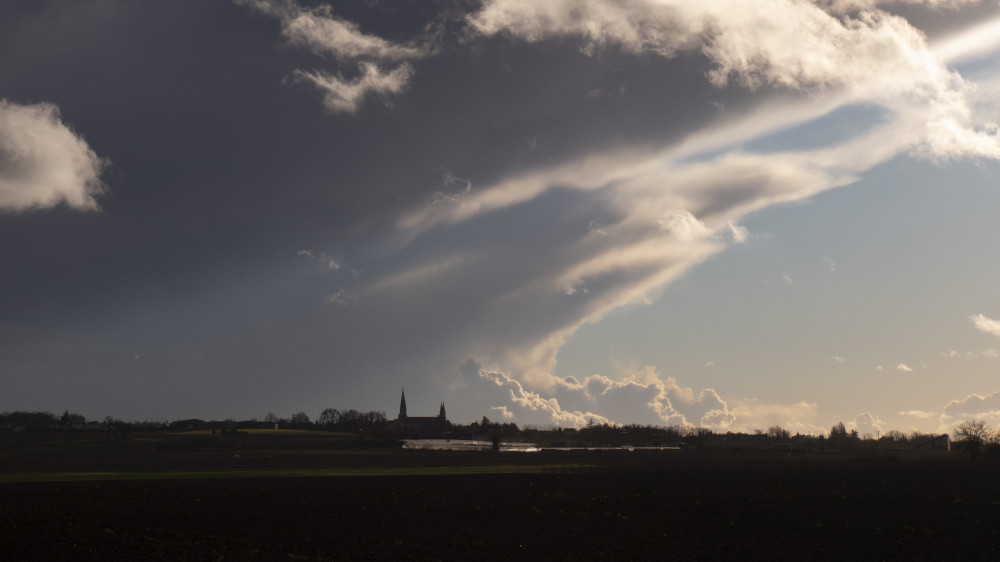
[2,389,975,455]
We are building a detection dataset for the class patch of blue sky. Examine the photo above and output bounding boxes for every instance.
[952,56,1000,77]
[739,103,890,155]
[677,103,890,165]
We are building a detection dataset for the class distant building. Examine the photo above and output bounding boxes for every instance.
[169,419,206,431]
[394,390,449,433]
[912,434,950,452]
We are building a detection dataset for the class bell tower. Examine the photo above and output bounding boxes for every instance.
[398,389,408,420]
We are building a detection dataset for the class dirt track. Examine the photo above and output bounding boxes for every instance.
[3,452,999,560]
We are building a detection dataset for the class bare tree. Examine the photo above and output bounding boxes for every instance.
[767,425,790,441]
[953,419,992,458]
[318,408,340,427]
[881,430,907,443]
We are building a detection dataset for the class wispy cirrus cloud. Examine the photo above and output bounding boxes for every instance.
[287,63,414,114]
[296,249,341,270]
[237,0,430,61]
[238,0,427,113]
[0,100,107,212]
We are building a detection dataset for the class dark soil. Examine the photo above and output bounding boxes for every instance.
[3,451,999,560]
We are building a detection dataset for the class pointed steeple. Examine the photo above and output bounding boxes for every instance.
[438,402,446,421]
[399,389,407,420]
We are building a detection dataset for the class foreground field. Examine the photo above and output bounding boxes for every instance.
[3,447,1000,560]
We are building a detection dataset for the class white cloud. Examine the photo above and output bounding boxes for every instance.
[237,0,427,61]
[971,313,1000,337]
[832,356,847,363]
[984,349,999,358]
[941,391,1000,430]
[490,405,515,420]
[466,1,923,91]
[471,360,824,433]
[238,1,426,114]
[655,210,714,242]
[899,409,936,419]
[563,279,588,296]
[469,0,1000,163]
[425,168,473,206]
[848,411,883,438]
[288,63,414,114]
[474,362,730,428]
[892,389,1000,433]
[815,0,986,13]
[478,368,610,427]
[283,6,424,61]
[0,99,106,212]
[296,249,341,270]
[823,256,837,272]
[727,221,749,243]
[728,399,823,435]
[896,363,914,372]
[324,288,360,306]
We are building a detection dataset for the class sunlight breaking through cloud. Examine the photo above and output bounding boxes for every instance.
[364,0,1000,426]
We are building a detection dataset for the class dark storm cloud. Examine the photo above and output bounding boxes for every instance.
[0,0,727,421]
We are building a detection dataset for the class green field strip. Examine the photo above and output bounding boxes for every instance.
[0,464,594,483]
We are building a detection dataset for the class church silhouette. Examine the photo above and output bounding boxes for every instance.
[395,390,449,432]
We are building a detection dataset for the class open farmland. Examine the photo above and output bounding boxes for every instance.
[2,430,999,559]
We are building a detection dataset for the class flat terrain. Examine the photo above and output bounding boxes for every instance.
[1,432,997,560]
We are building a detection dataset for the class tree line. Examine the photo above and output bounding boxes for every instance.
[0,409,966,454]
[261,409,389,431]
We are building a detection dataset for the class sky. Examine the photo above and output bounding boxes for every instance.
[3,0,1000,435]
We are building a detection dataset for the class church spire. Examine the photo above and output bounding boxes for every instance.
[399,389,407,420]
[438,402,446,421]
